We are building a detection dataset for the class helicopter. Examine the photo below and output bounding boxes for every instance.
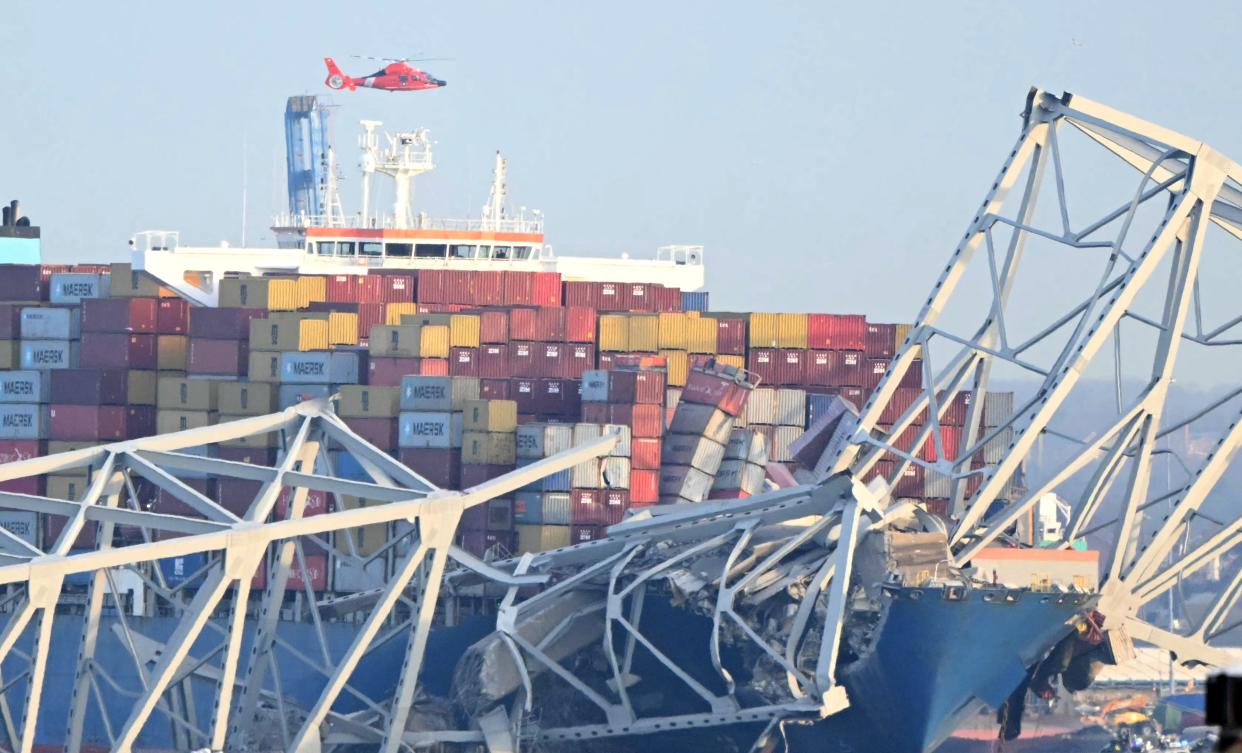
[323,56,446,92]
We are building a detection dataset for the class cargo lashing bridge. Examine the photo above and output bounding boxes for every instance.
[0,88,1239,752]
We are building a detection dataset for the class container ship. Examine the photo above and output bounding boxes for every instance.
[0,92,1126,753]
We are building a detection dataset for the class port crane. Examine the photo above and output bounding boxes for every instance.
[0,89,1238,752]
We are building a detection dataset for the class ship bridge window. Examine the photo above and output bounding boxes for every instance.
[386,243,413,258]
[360,242,383,257]
[337,241,356,256]
[315,241,336,256]
[415,243,448,258]
[493,246,512,260]
[451,244,476,259]
[514,246,533,260]
[476,246,492,259]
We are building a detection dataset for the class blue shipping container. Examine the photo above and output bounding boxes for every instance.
[806,392,838,427]
[158,552,212,588]
[681,291,710,312]
[515,458,571,492]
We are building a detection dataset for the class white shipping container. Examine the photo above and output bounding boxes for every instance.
[668,404,734,444]
[601,457,631,490]
[775,389,807,427]
[20,307,80,340]
[982,426,1015,464]
[19,340,79,370]
[332,557,388,593]
[666,387,682,412]
[725,428,768,464]
[661,433,726,474]
[49,273,110,304]
[983,391,1016,428]
[603,423,631,457]
[770,426,803,462]
[0,370,50,403]
[515,423,573,458]
[541,492,572,524]
[923,471,951,499]
[659,464,715,503]
[280,351,362,384]
[571,459,602,489]
[0,404,48,440]
[0,511,38,548]
[398,411,463,449]
[580,370,609,402]
[745,387,777,425]
[572,423,603,446]
[713,459,767,495]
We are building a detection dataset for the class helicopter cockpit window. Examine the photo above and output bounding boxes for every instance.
[399,75,410,84]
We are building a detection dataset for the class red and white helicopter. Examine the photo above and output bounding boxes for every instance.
[324,56,446,93]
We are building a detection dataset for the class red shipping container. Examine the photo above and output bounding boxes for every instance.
[126,406,157,439]
[600,489,629,525]
[565,306,597,343]
[606,370,666,404]
[582,402,609,423]
[449,346,479,377]
[276,487,329,517]
[416,270,445,304]
[829,315,867,351]
[399,447,461,488]
[480,378,511,400]
[631,438,661,470]
[81,298,157,333]
[747,348,778,386]
[49,405,127,441]
[629,469,659,504]
[344,417,398,450]
[157,299,191,334]
[893,463,924,497]
[537,342,564,378]
[190,307,264,339]
[919,426,963,462]
[478,344,509,378]
[565,343,595,379]
[865,323,896,358]
[418,303,466,314]
[446,271,478,305]
[0,439,43,463]
[51,368,128,405]
[570,489,604,524]
[570,524,604,545]
[807,314,832,350]
[776,349,806,386]
[187,338,248,376]
[621,283,654,312]
[502,271,534,305]
[532,272,562,306]
[652,285,682,312]
[509,342,537,377]
[369,356,421,386]
[839,386,866,411]
[609,403,663,437]
[562,281,593,308]
[326,274,359,302]
[681,368,753,416]
[511,378,539,414]
[362,272,415,303]
[358,302,386,342]
[217,447,276,466]
[833,350,864,387]
[715,318,747,355]
[864,358,891,390]
[598,282,624,312]
[479,310,509,343]
[536,307,567,341]
[509,308,538,341]
[805,350,834,387]
[880,386,928,425]
[420,358,449,376]
[939,391,970,426]
[81,333,157,370]
[286,554,328,591]
[473,271,504,306]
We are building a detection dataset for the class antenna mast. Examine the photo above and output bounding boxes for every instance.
[482,151,508,229]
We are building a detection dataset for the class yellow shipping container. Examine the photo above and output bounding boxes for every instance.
[328,312,359,345]
[628,315,659,352]
[777,313,808,349]
[156,335,188,371]
[385,302,418,325]
[749,312,779,347]
[516,524,572,555]
[660,350,689,387]
[450,314,481,348]
[686,316,718,354]
[894,323,922,357]
[716,354,745,370]
[657,312,688,351]
[298,319,330,351]
[267,279,300,311]
[296,276,327,308]
[420,325,450,358]
[599,314,629,351]
[334,497,390,556]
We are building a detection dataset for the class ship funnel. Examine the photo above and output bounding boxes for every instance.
[1,206,9,227]
[9,200,19,225]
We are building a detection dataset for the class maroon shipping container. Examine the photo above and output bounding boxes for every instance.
[187,338,248,376]
[43,513,96,549]
[715,317,747,355]
[503,271,534,306]
[49,404,127,441]
[445,271,477,305]
[276,486,329,517]
[508,308,537,342]
[189,307,264,339]
[681,368,754,416]
[511,378,539,414]
[0,439,43,463]
[0,475,43,496]
[864,358,891,390]
[620,283,654,312]
[127,406,157,439]
[839,386,866,411]
[286,554,328,591]
[420,358,449,376]
[81,298,157,334]
[344,417,398,450]
[570,524,604,545]
[898,360,923,389]
[80,333,157,370]
[369,356,421,386]
[217,447,276,466]
[805,350,834,387]
[449,346,479,377]
[536,307,566,341]
[215,477,262,517]
[598,282,624,311]
[879,388,926,425]
[747,348,778,386]
[537,342,563,379]
[0,265,43,302]
[776,349,806,386]
[0,304,22,339]
[155,479,215,517]
[50,368,128,405]
[456,529,515,558]
[157,299,191,334]
[533,272,562,306]
[399,447,462,488]
[833,350,864,387]
[829,314,867,351]
[362,273,414,304]
[509,341,537,378]
[893,463,924,497]
[358,302,386,342]
[652,285,682,313]
[600,489,629,525]
[609,403,664,438]
[606,370,666,404]
[918,426,962,462]
[939,391,970,426]
[416,270,445,304]
[566,306,597,343]
[562,281,592,308]
[631,438,661,470]
[565,343,595,379]
[460,504,488,530]
[865,323,896,358]
[479,310,509,343]
[536,378,574,417]
[581,402,609,423]
[807,314,832,350]
[478,344,509,379]
[479,377,510,400]
[473,271,504,306]
[326,274,358,302]
[461,463,512,488]
[570,489,604,524]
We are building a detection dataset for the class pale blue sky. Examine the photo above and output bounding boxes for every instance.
[4,1,1242,320]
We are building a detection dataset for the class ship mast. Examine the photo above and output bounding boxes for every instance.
[355,122,434,229]
[482,151,508,230]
